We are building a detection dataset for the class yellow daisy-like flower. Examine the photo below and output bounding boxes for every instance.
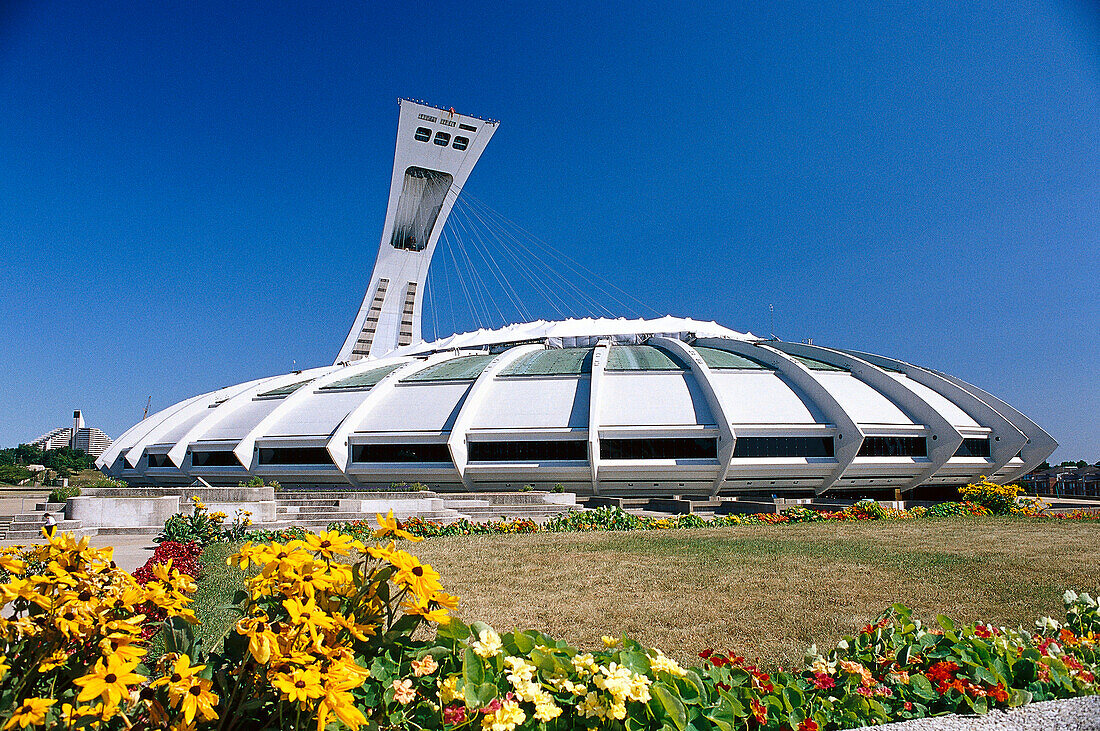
[178,676,219,724]
[303,530,361,559]
[388,551,443,600]
[272,666,325,704]
[3,697,54,729]
[373,510,423,542]
[235,614,278,664]
[73,655,147,710]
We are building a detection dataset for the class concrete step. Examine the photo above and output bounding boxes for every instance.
[6,520,83,540]
[275,499,341,508]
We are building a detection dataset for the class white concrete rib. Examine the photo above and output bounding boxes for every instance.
[445,344,544,489]
[120,392,217,469]
[229,363,371,469]
[651,337,737,497]
[695,338,865,495]
[161,374,296,469]
[324,351,462,472]
[840,350,1028,481]
[769,342,965,492]
[932,371,1057,483]
[587,340,611,495]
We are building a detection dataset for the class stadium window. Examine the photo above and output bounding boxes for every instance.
[351,443,452,463]
[414,127,431,142]
[732,437,834,458]
[147,453,172,468]
[857,436,928,458]
[468,441,588,462]
[452,136,469,151]
[190,451,242,468]
[600,438,717,460]
[954,438,991,458]
[257,447,335,466]
[459,123,477,132]
[433,131,451,146]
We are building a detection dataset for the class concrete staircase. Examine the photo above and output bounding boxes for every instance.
[4,501,84,541]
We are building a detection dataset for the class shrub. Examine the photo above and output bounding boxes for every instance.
[959,477,1027,515]
[156,496,228,545]
[520,484,534,492]
[47,484,81,503]
[0,464,32,485]
[551,483,565,493]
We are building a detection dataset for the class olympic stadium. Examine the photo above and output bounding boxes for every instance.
[98,100,1056,498]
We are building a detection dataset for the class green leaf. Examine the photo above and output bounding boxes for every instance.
[463,648,485,688]
[936,615,955,633]
[436,617,471,643]
[511,631,535,654]
[1009,688,1032,708]
[909,674,936,700]
[620,651,652,677]
[650,683,687,731]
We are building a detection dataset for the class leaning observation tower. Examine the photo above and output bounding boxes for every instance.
[98,100,1056,498]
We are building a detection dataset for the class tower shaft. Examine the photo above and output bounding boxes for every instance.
[336,100,498,362]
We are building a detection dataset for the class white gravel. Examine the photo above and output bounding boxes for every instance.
[862,695,1100,730]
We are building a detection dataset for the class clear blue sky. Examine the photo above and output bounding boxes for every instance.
[1,1,1097,462]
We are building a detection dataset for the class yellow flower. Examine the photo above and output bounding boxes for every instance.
[235,614,278,664]
[648,649,687,677]
[392,678,416,705]
[411,655,438,676]
[388,551,444,600]
[73,655,147,710]
[272,666,325,704]
[439,675,460,704]
[303,530,361,559]
[37,649,70,673]
[317,685,367,731]
[471,628,503,658]
[179,677,219,724]
[374,510,423,542]
[283,596,337,649]
[2,698,54,729]
[601,635,619,648]
[482,699,526,731]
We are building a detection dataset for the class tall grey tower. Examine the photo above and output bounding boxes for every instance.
[336,100,498,362]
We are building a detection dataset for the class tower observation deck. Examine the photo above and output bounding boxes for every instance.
[336,100,498,362]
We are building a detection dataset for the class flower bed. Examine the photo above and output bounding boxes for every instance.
[0,513,1097,730]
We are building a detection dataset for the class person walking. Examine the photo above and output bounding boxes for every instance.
[42,512,57,538]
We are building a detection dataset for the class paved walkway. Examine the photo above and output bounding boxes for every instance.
[0,533,157,572]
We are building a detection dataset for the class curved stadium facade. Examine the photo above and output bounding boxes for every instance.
[98,101,1056,498]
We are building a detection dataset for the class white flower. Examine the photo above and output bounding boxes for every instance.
[471,628,503,658]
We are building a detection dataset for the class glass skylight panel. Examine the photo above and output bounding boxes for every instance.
[693,346,771,370]
[256,379,314,398]
[501,348,594,376]
[605,345,682,371]
[790,355,846,371]
[320,364,404,391]
[403,354,496,382]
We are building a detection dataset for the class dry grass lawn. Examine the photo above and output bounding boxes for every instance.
[409,518,1100,668]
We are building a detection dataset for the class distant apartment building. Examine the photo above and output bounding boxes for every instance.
[29,410,113,458]
[1020,464,1100,498]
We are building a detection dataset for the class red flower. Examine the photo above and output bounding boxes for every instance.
[925,661,959,684]
[989,684,1009,703]
[480,699,502,714]
[903,701,913,711]
[810,673,836,690]
[797,720,819,731]
[443,705,467,725]
[698,649,714,660]
[750,700,767,725]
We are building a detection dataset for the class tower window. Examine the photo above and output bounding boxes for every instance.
[433,131,451,146]
[452,136,469,151]
[414,127,431,142]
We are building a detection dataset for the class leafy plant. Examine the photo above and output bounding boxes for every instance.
[959,477,1028,515]
[47,484,81,503]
